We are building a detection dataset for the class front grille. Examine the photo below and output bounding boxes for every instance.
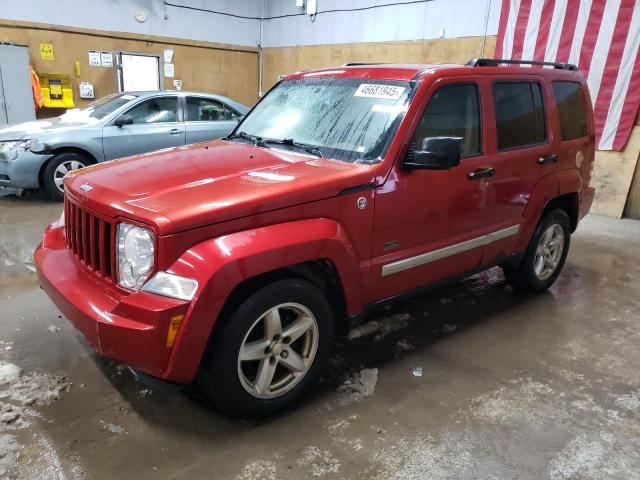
[64,198,116,280]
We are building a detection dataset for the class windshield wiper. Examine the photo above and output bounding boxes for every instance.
[227,131,265,146]
[263,138,323,158]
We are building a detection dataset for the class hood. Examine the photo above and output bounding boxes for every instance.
[65,140,374,235]
[0,111,99,140]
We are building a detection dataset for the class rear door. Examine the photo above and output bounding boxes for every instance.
[184,96,240,144]
[102,95,185,160]
[479,76,557,264]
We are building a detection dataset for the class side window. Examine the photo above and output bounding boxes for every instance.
[225,106,241,121]
[553,81,588,140]
[493,82,546,150]
[186,97,227,121]
[125,97,178,124]
[412,84,481,156]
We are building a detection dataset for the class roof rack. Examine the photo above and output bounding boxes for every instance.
[466,58,578,71]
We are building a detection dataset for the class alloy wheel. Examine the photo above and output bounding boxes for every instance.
[534,223,565,281]
[237,302,319,399]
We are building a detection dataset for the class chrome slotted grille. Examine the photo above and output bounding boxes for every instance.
[64,198,115,280]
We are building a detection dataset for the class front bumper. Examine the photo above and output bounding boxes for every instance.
[0,150,51,189]
[34,225,189,380]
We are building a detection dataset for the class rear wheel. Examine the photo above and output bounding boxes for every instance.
[198,278,334,419]
[504,209,571,292]
[42,152,90,201]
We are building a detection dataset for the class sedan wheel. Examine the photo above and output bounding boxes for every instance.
[238,303,319,399]
[53,160,86,193]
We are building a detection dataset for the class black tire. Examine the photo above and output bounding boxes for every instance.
[42,152,90,202]
[198,278,335,420]
[503,209,571,292]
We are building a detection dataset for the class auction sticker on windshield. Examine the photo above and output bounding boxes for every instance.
[354,84,406,100]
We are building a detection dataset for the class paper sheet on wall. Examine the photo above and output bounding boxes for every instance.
[88,51,101,66]
[100,52,113,67]
[164,63,175,78]
[164,48,174,63]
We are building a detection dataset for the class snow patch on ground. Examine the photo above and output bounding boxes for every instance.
[0,362,21,385]
[336,368,379,405]
[297,446,340,477]
[468,378,557,425]
[548,428,640,479]
[235,460,277,480]
[347,313,412,341]
[0,371,70,406]
[392,339,414,359]
[614,390,640,411]
[0,433,19,477]
[100,420,127,435]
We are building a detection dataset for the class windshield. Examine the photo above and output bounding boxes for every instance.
[69,93,138,120]
[235,77,411,163]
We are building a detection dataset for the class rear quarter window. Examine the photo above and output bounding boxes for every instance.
[553,81,588,140]
[493,82,546,150]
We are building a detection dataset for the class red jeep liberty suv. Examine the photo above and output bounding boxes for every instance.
[35,59,595,419]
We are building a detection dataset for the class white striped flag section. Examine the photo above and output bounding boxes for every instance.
[495,0,640,151]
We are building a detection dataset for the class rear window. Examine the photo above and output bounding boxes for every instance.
[493,82,546,150]
[553,82,588,140]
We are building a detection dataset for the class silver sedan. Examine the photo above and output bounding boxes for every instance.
[0,91,249,201]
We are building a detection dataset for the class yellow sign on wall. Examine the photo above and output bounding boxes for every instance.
[40,43,54,60]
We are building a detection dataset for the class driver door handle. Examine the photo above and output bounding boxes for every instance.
[468,167,496,180]
[538,154,558,165]
[169,128,182,135]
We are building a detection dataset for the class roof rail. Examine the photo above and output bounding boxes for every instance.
[466,58,578,71]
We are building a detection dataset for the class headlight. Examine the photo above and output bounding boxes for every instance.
[0,139,35,154]
[142,272,198,301]
[117,223,154,289]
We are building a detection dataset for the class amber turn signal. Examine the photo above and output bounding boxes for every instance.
[166,314,184,348]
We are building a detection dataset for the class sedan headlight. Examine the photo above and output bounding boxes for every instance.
[0,139,35,155]
[117,223,154,289]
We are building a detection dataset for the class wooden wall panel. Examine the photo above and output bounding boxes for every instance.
[622,111,640,219]
[0,20,259,115]
[262,36,496,90]
[591,126,640,218]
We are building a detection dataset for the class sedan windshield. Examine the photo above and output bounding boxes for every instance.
[235,77,411,163]
[64,93,138,120]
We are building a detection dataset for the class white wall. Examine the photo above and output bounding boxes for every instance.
[263,0,501,47]
[1,0,261,47]
[3,0,501,48]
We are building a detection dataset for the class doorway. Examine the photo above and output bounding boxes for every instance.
[116,53,161,92]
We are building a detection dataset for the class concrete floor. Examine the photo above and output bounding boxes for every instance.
[0,189,639,479]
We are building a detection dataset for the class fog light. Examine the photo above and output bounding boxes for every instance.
[142,271,198,301]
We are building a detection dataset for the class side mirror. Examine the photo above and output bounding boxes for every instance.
[114,114,133,127]
[404,136,463,170]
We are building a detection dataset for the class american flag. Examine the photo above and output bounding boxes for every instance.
[494,0,640,151]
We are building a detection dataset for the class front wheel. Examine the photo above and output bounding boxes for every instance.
[503,209,571,292]
[198,278,334,419]
[42,152,90,201]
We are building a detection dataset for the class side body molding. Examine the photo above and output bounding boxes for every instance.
[161,218,363,383]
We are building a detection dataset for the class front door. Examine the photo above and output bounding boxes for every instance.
[370,79,499,302]
[102,96,185,160]
[184,96,240,144]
